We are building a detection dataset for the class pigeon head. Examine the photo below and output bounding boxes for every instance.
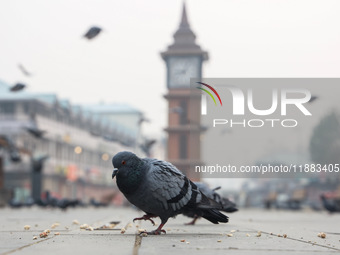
[112,151,146,194]
[111,151,142,179]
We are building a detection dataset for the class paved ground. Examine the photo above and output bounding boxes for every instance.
[0,206,339,255]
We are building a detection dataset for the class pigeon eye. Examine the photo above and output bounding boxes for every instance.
[121,160,126,165]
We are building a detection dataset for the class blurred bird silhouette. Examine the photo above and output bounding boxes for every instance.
[10,83,26,92]
[320,194,340,213]
[25,126,46,138]
[0,135,21,162]
[308,95,318,104]
[18,63,32,76]
[83,26,102,40]
[140,139,156,157]
[184,182,238,225]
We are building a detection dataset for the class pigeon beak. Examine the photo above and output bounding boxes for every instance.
[112,168,118,179]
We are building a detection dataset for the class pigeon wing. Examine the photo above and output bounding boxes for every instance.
[145,159,200,212]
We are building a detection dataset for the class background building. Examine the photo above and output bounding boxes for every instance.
[161,4,208,180]
[0,79,144,204]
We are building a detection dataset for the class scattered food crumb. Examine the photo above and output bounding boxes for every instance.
[227,234,233,237]
[186,241,190,244]
[127,223,133,228]
[256,231,262,237]
[246,233,250,237]
[86,226,94,231]
[80,224,89,229]
[44,229,51,234]
[217,240,222,242]
[138,229,146,233]
[317,232,326,239]
[135,224,140,228]
[65,226,69,230]
[283,234,287,238]
[51,223,60,229]
[72,220,80,225]
[40,232,48,238]
[120,228,126,234]
[278,234,282,237]
[33,236,38,240]
[54,232,60,235]
[180,239,185,242]
[230,230,236,233]
[140,233,148,237]
[270,232,273,235]
[24,225,30,230]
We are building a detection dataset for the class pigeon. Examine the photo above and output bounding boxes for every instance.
[25,126,46,138]
[83,26,102,40]
[320,194,340,213]
[0,135,21,162]
[184,182,238,225]
[308,95,318,104]
[111,151,228,235]
[139,139,156,157]
[10,83,26,92]
[18,63,32,76]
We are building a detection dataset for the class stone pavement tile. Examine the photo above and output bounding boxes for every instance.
[1,207,340,255]
[138,213,340,255]
[5,232,136,255]
[0,206,140,255]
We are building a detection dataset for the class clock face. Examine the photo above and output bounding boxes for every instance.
[168,57,201,88]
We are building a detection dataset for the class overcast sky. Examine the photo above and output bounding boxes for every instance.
[0,0,340,138]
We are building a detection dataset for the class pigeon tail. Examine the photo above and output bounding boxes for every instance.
[202,209,229,224]
[222,207,238,213]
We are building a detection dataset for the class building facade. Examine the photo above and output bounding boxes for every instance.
[0,80,142,203]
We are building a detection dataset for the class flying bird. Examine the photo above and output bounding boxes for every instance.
[83,26,102,40]
[0,135,21,162]
[308,95,318,104]
[25,126,46,138]
[111,151,228,235]
[140,139,156,157]
[10,83,26,92]
[18,63,32,76]
[184,182,238,225]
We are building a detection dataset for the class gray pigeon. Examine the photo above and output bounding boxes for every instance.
[184,182,238,225]
[111,151,229,235]
[10,83,26,92]
[83,26,102,40]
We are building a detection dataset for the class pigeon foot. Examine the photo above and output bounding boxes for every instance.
[133,214,156,226]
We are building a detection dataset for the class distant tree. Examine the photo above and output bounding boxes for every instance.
[310,111,340,164]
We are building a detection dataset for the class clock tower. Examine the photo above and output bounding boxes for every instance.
[161,3,208,180]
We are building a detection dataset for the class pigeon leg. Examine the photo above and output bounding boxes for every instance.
[133,214,156,226]
[185,215,199,225]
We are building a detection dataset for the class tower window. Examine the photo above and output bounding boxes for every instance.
[179,100,188,125]
[179,134,187,159]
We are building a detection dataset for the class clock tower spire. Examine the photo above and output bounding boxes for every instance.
[162,2,208,60]
[161,3,208,180]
